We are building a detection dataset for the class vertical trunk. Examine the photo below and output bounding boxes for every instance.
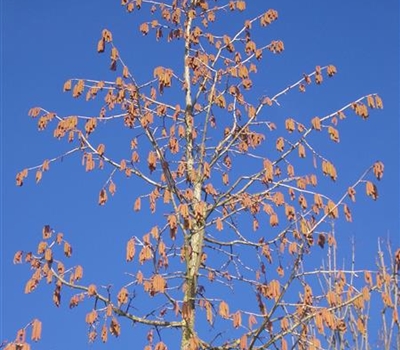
[180,2,204,349]
[181,182,204,349]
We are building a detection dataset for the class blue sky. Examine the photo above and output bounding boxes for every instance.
[2,1,399,349]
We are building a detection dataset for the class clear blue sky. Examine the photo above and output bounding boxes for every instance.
[2,1,399,349]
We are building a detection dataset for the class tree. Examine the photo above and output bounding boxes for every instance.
[4,1,399,349]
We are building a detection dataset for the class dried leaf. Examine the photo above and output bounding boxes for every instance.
[31,319,42,342]
[373,161,384,180]
[276,137,285,152]
[327,65,337,76]
[98,188,108,205]
[110,317,121,337]
[74,265,83,281]
[328,126,340,142]
[152,274,166,293]
[215,217,224,231]
[311,117,321,131]
[233,310,242,328]
[325,200,338,219]
[133,197,141,212]
[343,204,352,222]
[317,234,326,248]
[204,300,213,325]
[219,301,230,319]
[285,118,295,132]
[269,212,279,227]
[85,309,98,325]
[348,187,356,202]
[147,151,157,172]
[126,238,135,262]
[97,39,105,53]
[13,250,23,264]
[117,287,129,306]
[365,181,378,200]
[375,95,383,109]
[64,241,72,257]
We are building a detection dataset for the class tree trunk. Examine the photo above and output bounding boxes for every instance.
[181,3,202,348]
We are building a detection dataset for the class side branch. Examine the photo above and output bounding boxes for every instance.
[52,269,183,328]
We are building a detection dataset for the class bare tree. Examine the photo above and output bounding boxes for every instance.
[5,1,399,350]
